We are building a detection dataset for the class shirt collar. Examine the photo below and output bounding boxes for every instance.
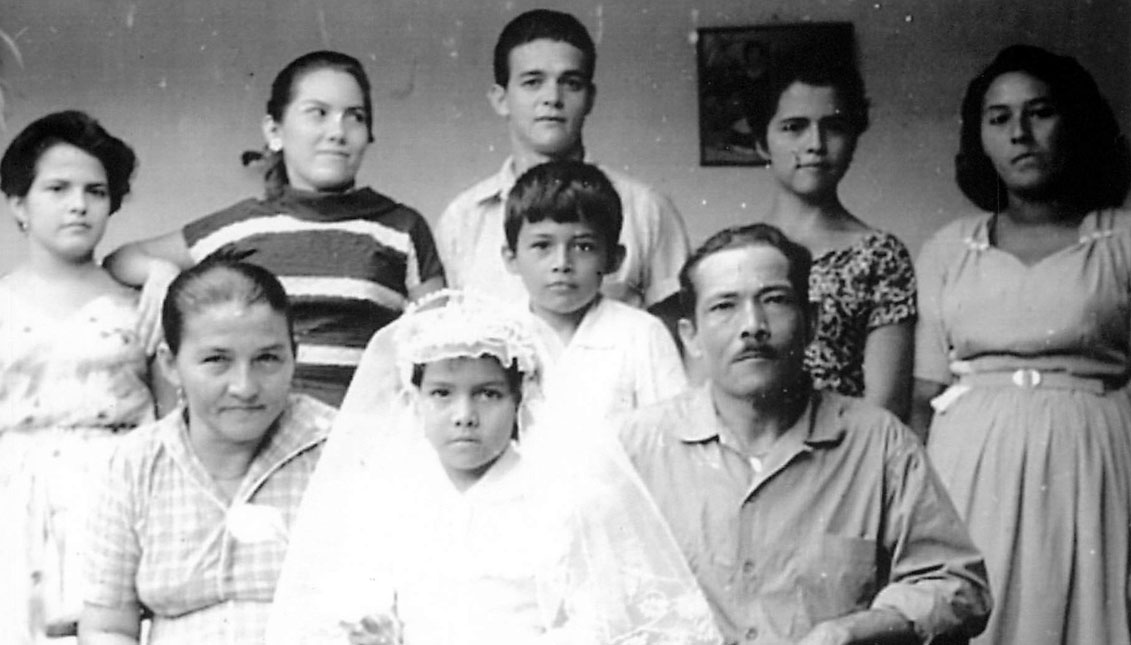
[469,157,521,206]
[246,395,331,482]
[471,153,599,206]
[677,383,847,449]
[160,394,330,495]
[677,384,730,443]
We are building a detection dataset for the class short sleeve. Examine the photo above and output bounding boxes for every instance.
[866,234,917,330]
[640,191,691,308]
[913,223,966,384]
[606,171,690,308]
[182,199,263,261]
[405,210,446,290]
[84,445,143,609]
[434,199,465,289]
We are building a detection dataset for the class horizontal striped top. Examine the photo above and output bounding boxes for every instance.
[184,187,444,406]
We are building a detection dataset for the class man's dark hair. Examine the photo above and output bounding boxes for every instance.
[679,223,812,323]
[493,9,596,87]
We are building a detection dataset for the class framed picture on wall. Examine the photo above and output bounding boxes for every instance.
[696,22,857,166]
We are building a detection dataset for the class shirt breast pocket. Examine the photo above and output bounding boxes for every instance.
[795,534,879,623]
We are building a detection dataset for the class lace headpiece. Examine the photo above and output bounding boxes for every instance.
[393,289,543,390]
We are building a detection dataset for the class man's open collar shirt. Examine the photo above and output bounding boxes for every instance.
[620,385,991,644]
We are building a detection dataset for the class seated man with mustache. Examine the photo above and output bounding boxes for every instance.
[620,223,991,645]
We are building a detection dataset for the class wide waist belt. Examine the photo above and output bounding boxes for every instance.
[957,369,1107,394]
[932,369,1108,413]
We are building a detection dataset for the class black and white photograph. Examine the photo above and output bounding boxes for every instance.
[0,1,1127,644]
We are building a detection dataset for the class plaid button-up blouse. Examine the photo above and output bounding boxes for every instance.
[85,394,332,643]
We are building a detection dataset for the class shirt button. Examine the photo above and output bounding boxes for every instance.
[742,560,756,575]
[745,626,759,641]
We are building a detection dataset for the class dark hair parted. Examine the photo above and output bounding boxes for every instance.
[256,50,374,197]
[679,223,812,322]
[267,50,374,139]
[504,160,623,266]
[1,110,137,213]
[162,250,294,355]
[956,44,1131,212]
[493,9,596,87]
[745,51,870,150]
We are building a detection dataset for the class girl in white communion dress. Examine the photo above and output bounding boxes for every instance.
[268,290,720,645]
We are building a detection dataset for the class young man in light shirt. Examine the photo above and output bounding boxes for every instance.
[437,9,689,326]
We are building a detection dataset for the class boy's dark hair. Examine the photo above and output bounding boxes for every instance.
[504,160,623,266]
[1,110,137,213]
[679,223,812,323]
[745,50,870,150]
[162,250,295,355]
[493,9,596,86]
[956,44,1130,212]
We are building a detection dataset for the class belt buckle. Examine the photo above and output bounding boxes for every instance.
[1011,368,1042,388]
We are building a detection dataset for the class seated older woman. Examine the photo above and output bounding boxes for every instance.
[79,255,334,644]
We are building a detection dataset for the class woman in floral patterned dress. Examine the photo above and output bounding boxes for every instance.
[749,52,916,419]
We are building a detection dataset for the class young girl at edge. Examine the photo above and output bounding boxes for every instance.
[0,111,157,643]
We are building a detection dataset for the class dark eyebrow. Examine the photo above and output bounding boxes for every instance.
[476,380,510,389]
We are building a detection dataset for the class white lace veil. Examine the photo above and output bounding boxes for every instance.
[267,290,720,645]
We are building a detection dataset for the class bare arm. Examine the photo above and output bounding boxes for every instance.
[910,378,947,444]
[862,321,914,422]
[104,231,194,354]
[797,608,916,645]
[78,602,142,645]
[103,231,193,287]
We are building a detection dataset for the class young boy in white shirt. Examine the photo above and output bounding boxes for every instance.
[503,160,686,422]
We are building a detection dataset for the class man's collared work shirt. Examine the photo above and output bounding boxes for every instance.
[620,386,991,644]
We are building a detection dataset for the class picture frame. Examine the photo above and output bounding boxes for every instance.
[696,22,857,166]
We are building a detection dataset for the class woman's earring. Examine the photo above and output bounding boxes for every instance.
[268,140,282,153]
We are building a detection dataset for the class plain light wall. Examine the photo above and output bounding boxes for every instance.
[0,0,1127,274]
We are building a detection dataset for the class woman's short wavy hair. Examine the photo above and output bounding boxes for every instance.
[0,110,136,213]
[956,44,1130,212]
